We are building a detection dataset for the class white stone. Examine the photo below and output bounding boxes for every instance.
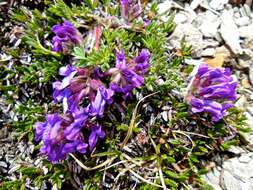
[201,48,215,57]
[239,24,253,40]
[209,0,228,10]
[234,12,241,18]
[238,155,251,163]
[220,10,243,54]
[223,170,241,190]
[174,12,189,24]
[157,1,172,14]
[169,23,203,53]
[190,0,203,10]
[235,16,251,27]
[228,145,246,154]
[199,20,220,38]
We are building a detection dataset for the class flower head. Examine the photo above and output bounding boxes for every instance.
[53,65,103,113]
[88,124,106,151]
[107,49,150,99]
[34,113,87,163]
[186,64,237,121]
[52,21,82,53]
[88,86,114,117]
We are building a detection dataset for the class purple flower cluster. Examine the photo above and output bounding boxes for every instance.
[52,21,82,53]
[186,64,237,122]
[35,49,150,162]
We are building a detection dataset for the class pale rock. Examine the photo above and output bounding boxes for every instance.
[202,39,220,48]
[209,0,228,10]
[238,155,251,163]
[161,111,168,121]
[234,16,251,27]
[239,181,252,190]
[174,12,189,24]
[233,7,240,17]
[228,145,246,154]
[204,169,221,189]
[238,52,253,68]
[249,68,253,88]
[220,10,243,54]
[184,3,197,22]
[235,94,247,108]
[169,23,203,58]
[0,161,7,168]
[8,164,21,174]
[201,48,215,57]
[157,1,184,22]
[190,0,203,10]
[223,170,241,190]
[234,12,241,18]
[247,105,253,114]
[157,1,172,15]
[240,4,252,17]
[239,24,253,40]
[199,19,220,38]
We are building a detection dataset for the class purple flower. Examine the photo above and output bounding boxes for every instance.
[107,49,149,98]
[53,65,104,113]
[88,124,105,151]
[34,113,87,163]
[88,86,114,117]
[52,21,82,52]
[134,49,150,75]
[64,109,88,140]
[187,64,237,122]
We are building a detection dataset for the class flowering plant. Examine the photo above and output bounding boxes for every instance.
[35,20,150,162]
[186,64,237,121]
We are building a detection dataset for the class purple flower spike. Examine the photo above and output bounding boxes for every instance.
[89,124,106,151]
[34,113,87,163]
[134,49,150,74]
[52,21,82,52]
[187,64,237,122]
[107,49,150,99]
[89,86,114,117]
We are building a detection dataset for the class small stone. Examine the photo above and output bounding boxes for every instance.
[238,155,251,163]
[247,105,253,115]
[168,23,204,58]
[241,4,252,17]
[157,1,172,14]
[202,39,220,48]
[239,24,253,40]
[234,12,241,18]
[201,48,215,57]
[199,20,220,38]
[223,170,241,190]
[209,0,228,10]
[241,77,252,89]
[234,16,251,27]
[0,161,8,168]
[220,10,243,54]
[249,68,253,86]
[190,0,204,10]
[228,145,246,154]
[8,164,21,174]
[174,12,188,24]
[161,111,168,121]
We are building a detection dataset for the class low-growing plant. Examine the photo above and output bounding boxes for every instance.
[0,0,249,189]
